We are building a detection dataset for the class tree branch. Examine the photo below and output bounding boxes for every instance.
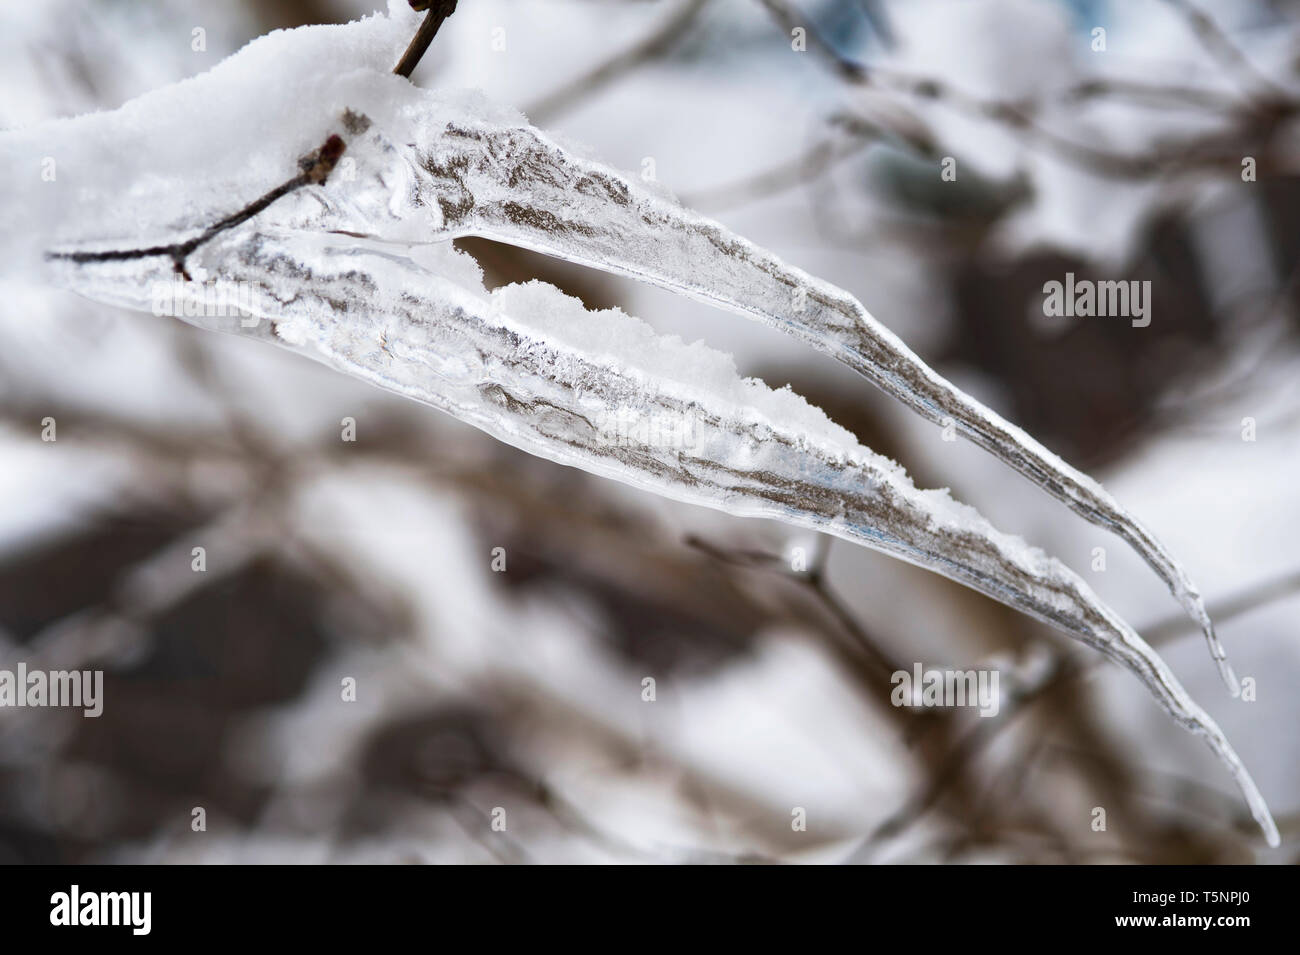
[393,0,459,79]
[45,134,346,278]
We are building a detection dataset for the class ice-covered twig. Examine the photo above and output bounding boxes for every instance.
[45,134,347,279]
[286,91,1237,694]
[392,0,459,80]
[42,224,1279,847]
[6,4,1275,844]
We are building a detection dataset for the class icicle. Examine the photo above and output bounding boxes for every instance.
[324,108,1235,694]
[45,228,1279,847]
[8,4,1270,842]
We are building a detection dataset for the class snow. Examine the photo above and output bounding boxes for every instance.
[0,1,421,276]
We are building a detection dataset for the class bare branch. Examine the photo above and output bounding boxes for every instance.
[526,0,711,124]
[45,134,346,278]
[393,0,460,79]
[1161,0,1290,99]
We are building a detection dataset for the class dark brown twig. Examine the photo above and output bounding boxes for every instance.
[45,134,346,278]
[683,534,905,688]
[393,0,459,79]
[48,4,455,276]
[846,653,1086,861]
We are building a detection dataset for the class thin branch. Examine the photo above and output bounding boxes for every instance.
[393,0,459,80]
[684,534,910,692]
[45,134,346,278]
[757,0,1299,181]
[846,654,1086,860]
[679,128,874,213]
[1139,567,1300,647]
[858,554,1300,858]
[1160,0,1289,99]
[526,0,712,124]
[48,7,455,276]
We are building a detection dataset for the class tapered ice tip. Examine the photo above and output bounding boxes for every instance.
[1202,621,1240,697]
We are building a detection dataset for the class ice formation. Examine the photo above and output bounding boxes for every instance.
[2,2,1277,846]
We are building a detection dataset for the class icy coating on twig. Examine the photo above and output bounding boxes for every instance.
[45,226,1279,847]
[352,94,1238,697]
[4,3,1274,845]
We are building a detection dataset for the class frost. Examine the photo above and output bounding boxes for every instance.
[2,2,1277,847]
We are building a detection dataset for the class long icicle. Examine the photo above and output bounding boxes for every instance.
[326,111,1236,693]
[48,227,1279,846]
